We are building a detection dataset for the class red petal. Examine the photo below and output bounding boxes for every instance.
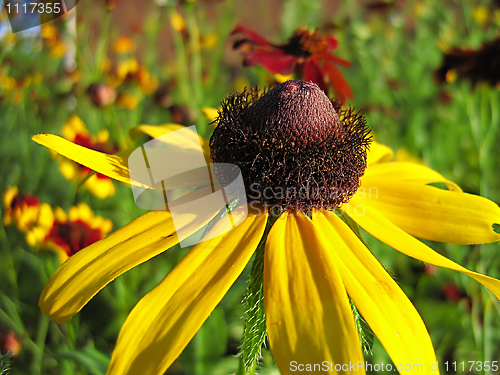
[232,25,275,46]
[329,55,352,67]
[244,51,296,75]
[327,36,339,50]
[325,60,354,103]
[304,60,328,93]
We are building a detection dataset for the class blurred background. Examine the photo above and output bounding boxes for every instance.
[1,0,500,373]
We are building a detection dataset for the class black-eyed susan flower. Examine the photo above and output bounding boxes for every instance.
[29,203,112,263]
[56,115,117,199]
[32,81,500,375]
[232,26,353,103]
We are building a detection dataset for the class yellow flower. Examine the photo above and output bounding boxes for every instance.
[41,24,66,58]
[113,36,136,54]
[56,116,117,199]
[472,5,489,25]
[32,81,500,375]
[136,66,158,94]
[170,10,186,32]
[116,58,140,82]
[117,92,140,109]
[28,203,112,263]
[111,61,158,94]
[200,32,218,49]
[0,69,17,92]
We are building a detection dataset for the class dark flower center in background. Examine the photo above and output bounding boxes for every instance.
[210,80,371,211]
[11,194,40,209]
[46,220,103,257]
[282,28,331,61]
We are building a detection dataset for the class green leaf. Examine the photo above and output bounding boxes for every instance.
[0,352,13,375]
[239,212,279,374]
[350,298,374,354]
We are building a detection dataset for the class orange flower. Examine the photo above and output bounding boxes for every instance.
[233,26,353,102]
[113,36,136,54]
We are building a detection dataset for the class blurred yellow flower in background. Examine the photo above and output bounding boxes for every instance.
[41,24,66,58]
[113,36,136,54]
[3,187,42,233]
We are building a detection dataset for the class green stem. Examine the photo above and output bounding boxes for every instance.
[184,3,203,107]
[31,315,49,375]
[207,0,235,92]
[94,10,111,81]
[168,7,193,112]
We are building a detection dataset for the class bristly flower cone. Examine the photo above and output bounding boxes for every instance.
[210,80,371,210]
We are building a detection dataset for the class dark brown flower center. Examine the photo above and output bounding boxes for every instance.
[282,28,330,59]
[210,80,371,211]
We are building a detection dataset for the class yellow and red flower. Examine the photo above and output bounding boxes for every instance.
[233,25,353,102]
[57,116,118,199]
[3,187,41,233]
[29,203,112,263]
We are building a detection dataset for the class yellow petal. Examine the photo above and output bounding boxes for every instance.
[351,179,500,244]
[362,162,461,192]
[264,212,364,375]
[39,189,218,324]
[34,134,212,190]
[346,203,500,300]
[2,186,18,207]
[107,205,267,375]
[33,134,133,186]
[367,141,393,165]
[200,107,219,123]
[131,124,211,159]
[315,210,438,374]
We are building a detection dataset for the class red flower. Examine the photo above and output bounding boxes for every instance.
[232,25,353,103]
